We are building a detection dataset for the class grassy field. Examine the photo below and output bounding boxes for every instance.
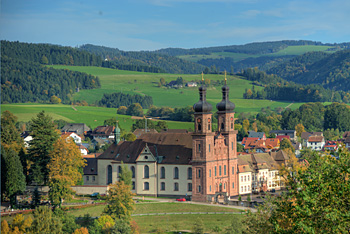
[2,65,305,129]
[47,65,301,114]
[178,45,335,62]
[0,103,193,130]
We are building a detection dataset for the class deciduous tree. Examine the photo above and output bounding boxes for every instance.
[47,136,86,208]
[103,181,135,221]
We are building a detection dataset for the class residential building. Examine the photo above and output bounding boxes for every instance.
[270,130,297,142]
[61,132,82,144]
[248,131,266,140]
[61,123,91,136]
[306,135,325,151]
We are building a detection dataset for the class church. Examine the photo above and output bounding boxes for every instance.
[84,75,287,202]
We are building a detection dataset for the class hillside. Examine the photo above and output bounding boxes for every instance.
[267,50,350,91]
[79,44,207,74]
[1,41,102,104]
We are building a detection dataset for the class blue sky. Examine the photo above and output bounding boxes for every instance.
[1,0,350,51]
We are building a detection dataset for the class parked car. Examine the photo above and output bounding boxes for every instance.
[176,198,186,202]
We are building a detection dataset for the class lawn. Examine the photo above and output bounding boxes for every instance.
[1,103,193,130]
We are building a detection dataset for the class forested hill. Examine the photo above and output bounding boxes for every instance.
[1,41,101,104]
[267,50,350,91]
[154,40,350,56]
[79,44,206,74]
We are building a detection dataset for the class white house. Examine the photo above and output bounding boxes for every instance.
[307,136,325,151]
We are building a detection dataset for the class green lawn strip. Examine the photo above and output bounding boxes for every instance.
[67,202,240,218]
[133,213,244,233]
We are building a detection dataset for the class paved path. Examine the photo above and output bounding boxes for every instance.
[285,102,294,109]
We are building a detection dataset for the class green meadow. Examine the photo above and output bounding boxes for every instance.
[1,103,193,130]
[178,45,335,62]
[2,65,305,130]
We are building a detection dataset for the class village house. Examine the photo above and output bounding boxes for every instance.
[270,130,297,142]
[306,135,325,151]
[61,123,91,136]
[61,132,82,144]
[21,131,33,148]
[301,132,323,148]
[89,125,116,140]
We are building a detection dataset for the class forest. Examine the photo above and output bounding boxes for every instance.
[98,92,153,109]
[79,44,206,74]
[240,68,348,103]
[267,50,350,91]
[1,56,101,104]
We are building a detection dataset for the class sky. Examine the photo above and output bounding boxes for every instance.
[1,0,350,51]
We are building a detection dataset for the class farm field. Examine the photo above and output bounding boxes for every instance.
[48,65,302,114]
[178,45,335,62]
[0,103,193,130]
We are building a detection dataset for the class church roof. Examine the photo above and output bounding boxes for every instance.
[98,133,193,165]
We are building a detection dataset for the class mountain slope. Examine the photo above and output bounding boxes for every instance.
[267,50,350,91]
[79,44,206,74]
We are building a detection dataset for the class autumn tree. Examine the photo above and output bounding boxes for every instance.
[0,110,23,152]
[117,106,128,115]
[30,206,63,234]
[103,181,135,221]
[245,148,350,233]
[279,138,295,153]
[28,111,60,184]
[126,103,143,117]
[47,136,86,208]
[295,123,305,137]
[50,95,62,104]
[119,162,132,186]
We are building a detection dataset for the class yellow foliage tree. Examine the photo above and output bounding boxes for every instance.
[1,220,10,234]
[295,123,305,137]
[73,227,89,234]
[47,136,86,207]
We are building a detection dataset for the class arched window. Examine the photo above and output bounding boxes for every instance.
[209,169,211,178]
[118,166,122,178]
[131,166,135,178]
[224,165,226,175]
[161,182,165,191]
[232,167,234,174]
[132,181,135,190]
[174,167,179,179]
[215,166,217,176]
[221,122,224,131]
[144,165,149,179]
[198,123,202,131]
[160,167,165,179]
[197,169,201,178]
[144,182,149,190]
[187,167,192,179]
[198,185,201,193]
[107,165,112,185]
[219,166,222,176]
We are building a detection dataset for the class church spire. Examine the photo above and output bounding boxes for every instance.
[115,119,121,145]
[216,71,235,113]
[193,72,212,113]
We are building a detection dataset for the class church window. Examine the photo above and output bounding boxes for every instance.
[107,165,112,185]
[224,183,226,190]
[197,169,201,178]
[187,167,192,179]
[174,183,179,191]
[219,166,222,176]
[198,124,202,131]
[198,185,201,193]
[144,165,149,179]
[232,142,234,150]
[232,182,234,189]
[221,122,224,131]
[174,167,179,179]
[232,167,234,174]
[132,181,135,190]
[161,182,165,191]
[215,166,217,176]
[188,183,192,191]
[144,182,149,190]
[209,185,211,192]
[160,167,165,179]
[118,166,122,178]
[131,166,135,178]
[209,144,211,152]
[209,169,211,177]
[198,143,201,152]
[208,118,211,130]
[224,165,227,175]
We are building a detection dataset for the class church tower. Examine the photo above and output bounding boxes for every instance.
[215,71,238,196]
[192,73,215,202]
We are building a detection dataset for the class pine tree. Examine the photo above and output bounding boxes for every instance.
[28,111,59,185]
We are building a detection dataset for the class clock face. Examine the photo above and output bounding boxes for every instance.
[208,118,211,123]
[197,118,201,123]
[231,117,233,121]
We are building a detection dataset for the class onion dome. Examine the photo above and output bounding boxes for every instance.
[216,75,235,112]
[193,85,212,113]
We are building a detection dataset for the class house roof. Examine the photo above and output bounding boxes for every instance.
[248,131,265,139]
[265,138,280,148]
[91,125,115,137]
[133,129,158,138]
[301,132,323,140]
[270,130,296,134]
[276,135,290,141]
[308,136,324,143]
[61,123,91,135]
[242,137,259,145]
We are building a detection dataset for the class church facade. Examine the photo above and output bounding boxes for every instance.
[86,78,287,202]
